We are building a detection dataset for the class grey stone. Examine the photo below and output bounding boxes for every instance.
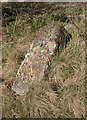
[12,23,69,95]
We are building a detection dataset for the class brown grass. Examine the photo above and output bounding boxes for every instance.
[2,3,85,118]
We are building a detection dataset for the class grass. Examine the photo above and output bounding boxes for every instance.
[2,2,85,118]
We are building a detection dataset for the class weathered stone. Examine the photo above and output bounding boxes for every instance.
[12,23,69,95]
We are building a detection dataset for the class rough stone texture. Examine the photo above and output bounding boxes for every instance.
[12,23,68,95]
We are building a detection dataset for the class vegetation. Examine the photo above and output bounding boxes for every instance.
[2,2,85,118]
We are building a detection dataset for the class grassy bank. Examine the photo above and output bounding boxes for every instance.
[2,2,85,118]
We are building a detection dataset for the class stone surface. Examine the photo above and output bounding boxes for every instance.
[12,23,68,95]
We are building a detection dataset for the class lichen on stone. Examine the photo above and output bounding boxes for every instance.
[12,23,69,95]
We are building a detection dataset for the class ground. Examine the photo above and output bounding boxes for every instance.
[2,2,85,118]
